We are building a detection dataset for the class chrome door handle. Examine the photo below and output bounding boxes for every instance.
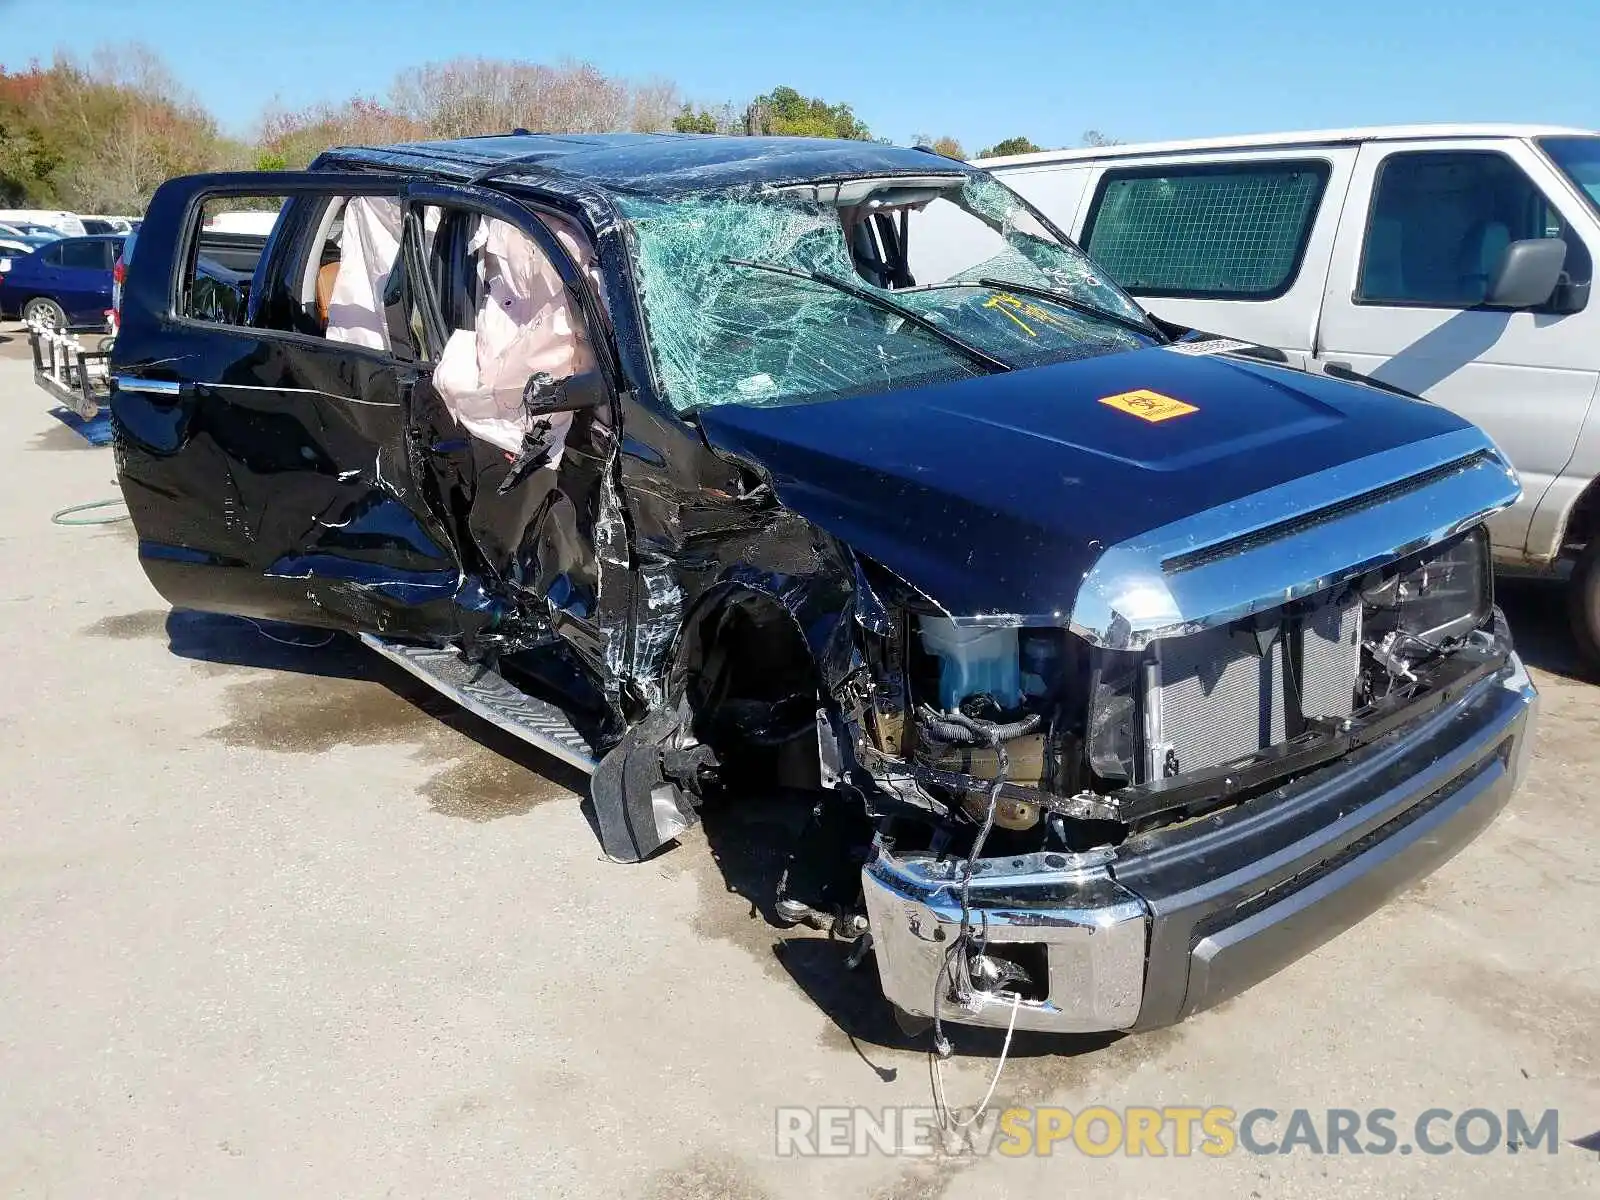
[112,376,188,396]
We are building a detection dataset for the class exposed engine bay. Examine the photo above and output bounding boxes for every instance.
[827,525,1509,1037]
[855,524,1495,857]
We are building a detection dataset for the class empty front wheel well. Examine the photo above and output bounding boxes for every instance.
[668,586,825,792]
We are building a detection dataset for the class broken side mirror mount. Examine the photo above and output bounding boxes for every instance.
[522,369,609,416]
[1484,237,1567,309]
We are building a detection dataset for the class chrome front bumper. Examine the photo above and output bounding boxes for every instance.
[863,651,1538,1035]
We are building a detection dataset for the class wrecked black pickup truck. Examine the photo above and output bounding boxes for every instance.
[111,134,1537,1037]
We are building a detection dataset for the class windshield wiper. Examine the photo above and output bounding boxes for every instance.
[725,258,1011,374]
[913,276,1166,342]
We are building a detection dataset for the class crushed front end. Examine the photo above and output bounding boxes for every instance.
[849,438,1537,1033]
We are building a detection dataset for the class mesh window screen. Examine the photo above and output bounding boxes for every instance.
[1084,161,1329,298]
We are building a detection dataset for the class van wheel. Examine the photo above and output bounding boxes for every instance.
[1567,541,1600,669]
[22,297,66,331]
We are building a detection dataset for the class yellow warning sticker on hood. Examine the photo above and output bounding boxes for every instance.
[1099,389,1198,423]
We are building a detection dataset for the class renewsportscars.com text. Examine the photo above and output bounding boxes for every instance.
[775,1105,1570,1158]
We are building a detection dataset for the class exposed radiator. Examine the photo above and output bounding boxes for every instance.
[1300,596,1362,720]
[1143,595,1361,780]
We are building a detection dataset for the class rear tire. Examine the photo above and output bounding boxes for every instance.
[22,297,66,331]
[1567,540,1600,669]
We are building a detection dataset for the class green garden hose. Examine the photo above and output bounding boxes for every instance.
[51,498,130,526]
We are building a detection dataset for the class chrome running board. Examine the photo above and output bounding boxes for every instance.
[359,634,599,774]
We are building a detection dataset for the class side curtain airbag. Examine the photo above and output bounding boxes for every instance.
[325,196,403,352]
[433,215,599,462]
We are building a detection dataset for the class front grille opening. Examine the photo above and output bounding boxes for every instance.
[1142,592,1361,782]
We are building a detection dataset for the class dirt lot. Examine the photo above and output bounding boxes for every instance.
[0,325,1595,1198]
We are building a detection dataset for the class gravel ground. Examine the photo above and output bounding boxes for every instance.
[0,327,1595,1198]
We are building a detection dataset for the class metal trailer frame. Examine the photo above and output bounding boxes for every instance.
[28,320,112,420]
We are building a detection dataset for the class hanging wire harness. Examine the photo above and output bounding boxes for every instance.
[915,704,1040,1131]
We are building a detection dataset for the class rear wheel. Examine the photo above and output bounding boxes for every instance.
[22,297,66,331]
[1567,540,1600,669]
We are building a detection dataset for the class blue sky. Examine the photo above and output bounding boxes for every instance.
[4,0,1597,148]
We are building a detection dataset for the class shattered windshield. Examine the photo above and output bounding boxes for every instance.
[618,173,1153,412]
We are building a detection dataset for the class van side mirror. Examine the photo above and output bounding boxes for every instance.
[1484,238,1566,309]
[522,369,609,415]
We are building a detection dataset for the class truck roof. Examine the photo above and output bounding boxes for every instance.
[318,133,971,197]
[976,123,1597,168]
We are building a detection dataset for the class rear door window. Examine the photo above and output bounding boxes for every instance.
[176,193,421,343]
[178,196,285,330]
[58,240,109,269]
[1082,159,1331,299]
[1356,149,1591,310]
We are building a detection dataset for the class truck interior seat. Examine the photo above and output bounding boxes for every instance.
[315,260,339,328]
[1457,219,1512,304]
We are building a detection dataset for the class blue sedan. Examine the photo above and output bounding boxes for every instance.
[0,235,126,330]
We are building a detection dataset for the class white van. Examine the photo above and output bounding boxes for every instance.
[0,209,87,237]
[202,210,280,236]
[968,125,1600,660]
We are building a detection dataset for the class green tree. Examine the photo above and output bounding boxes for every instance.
[747,86,872,140]
[0,48,234,213]
[928,135,966,160]
[977,136,1042,159]
[671,105,719,134]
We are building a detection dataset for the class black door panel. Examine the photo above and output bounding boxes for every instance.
[116,324,461,634]
[113,171,463,637]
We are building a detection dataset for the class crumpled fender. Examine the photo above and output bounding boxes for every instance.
[591,699,706,862]
[589,554,893,862]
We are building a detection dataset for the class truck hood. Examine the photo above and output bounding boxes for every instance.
[695,347,1498,622]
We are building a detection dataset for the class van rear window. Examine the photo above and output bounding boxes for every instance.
[1082,160,1330,300]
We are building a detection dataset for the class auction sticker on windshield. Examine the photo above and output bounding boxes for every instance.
[1099,389,1198,423]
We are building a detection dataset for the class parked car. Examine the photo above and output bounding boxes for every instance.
[202,209,280,236]
[0,223,68,274]
[80,214,137,234]
[965,123,1600,662]
[0,234,124,328]
[0,209,86,237]
[112,134,1535,1037]
[0,220,64,241]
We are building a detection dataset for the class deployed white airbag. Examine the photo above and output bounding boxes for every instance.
[324,196,403,351]
[434,215,598,461]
